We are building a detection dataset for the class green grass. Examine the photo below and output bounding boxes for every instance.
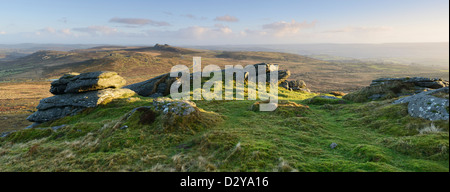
[0,88,448,172]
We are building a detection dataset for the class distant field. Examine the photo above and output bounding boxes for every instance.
[192,43,450,70]
[0,82,52,132]
[1,46,448,91]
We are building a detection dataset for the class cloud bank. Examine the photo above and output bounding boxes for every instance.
[214,15,239,22]
[109,17,170,27]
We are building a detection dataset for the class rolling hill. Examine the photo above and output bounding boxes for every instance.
[1,44,448,92]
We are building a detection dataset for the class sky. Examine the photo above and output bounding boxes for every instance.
[0,0,448,45]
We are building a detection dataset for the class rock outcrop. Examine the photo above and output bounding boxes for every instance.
[280,79,311,92]
[371,77,449,89]
[393,87,449,121]
[50,71,126,95]
[344,77,449,102]
[152,98,198,116]
[28,72,134,123]
[124,74,178,98]
[253,63,291,83]
[126,63,293,97]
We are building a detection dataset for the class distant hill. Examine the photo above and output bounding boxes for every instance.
[189,43,450,69]
[0,44,206,83]
[216,51,322,63]
[0,44,448,92]
[0,43,104,52]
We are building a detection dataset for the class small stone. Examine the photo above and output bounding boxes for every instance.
[0,131,13,138]
[51,124,67,131]
[330,143,338,149]
[319,96,340,100]
[25,122,42,129]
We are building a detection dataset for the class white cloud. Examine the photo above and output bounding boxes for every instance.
[177,26,209,39]
[262,20,316,37]
[43,27,56,34]
[315,26,396,43]
[214,24,233,34]
[73,26,118,36]
[34,27,77,37]
[60,28,72,35]
[109,17,170,27]
[181,14,207,20]
[214,15,239,22]
[140,24,238,45]
[323,26,393,33]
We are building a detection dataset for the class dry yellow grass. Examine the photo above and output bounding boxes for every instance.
[0,82,52,132]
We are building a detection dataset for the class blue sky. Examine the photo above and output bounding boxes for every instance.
[0,0,448,45]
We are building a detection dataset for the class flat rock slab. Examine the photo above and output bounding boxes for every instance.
[28,88,135,123]
[125,74,177,97]
[393,87,449,121]
[50,71,126,95]
[371,77,448,89]
[153,98,198,116]
[280,79,310,92]
[125,63,292,98]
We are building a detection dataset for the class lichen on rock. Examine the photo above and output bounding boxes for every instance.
[50,71,126,95]
[393,87,449,121]
[344,77,449,102]
[28,71,134,124]
[152,98,198,116]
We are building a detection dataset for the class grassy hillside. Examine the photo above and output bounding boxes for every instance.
[0,45,448,172]
[0,88,448,172]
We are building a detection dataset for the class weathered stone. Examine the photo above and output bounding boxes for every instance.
[50,73,80,94]
[27,106,85,123]
[152,98,198,116]
[319,96,340,100]
[371,77,448,89]
[345,77,449,102]
[51,124,68,131]
[125,74,178,97]
[27,88,135,123]
[250,100,310,112]
[50,71,126,94]
[280,81,289,89]
[276,70,291,82]
[254,63,279,73]
[126,62,292,98]
[291,80,306,88]
[37,88,134,110]
[280,79,310,92]
[25,122,42,129]
[415,81,447,89]
[330,143,338,149]
[231,63,290,83]
[393,87,449,121]
[368,94,385,100]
